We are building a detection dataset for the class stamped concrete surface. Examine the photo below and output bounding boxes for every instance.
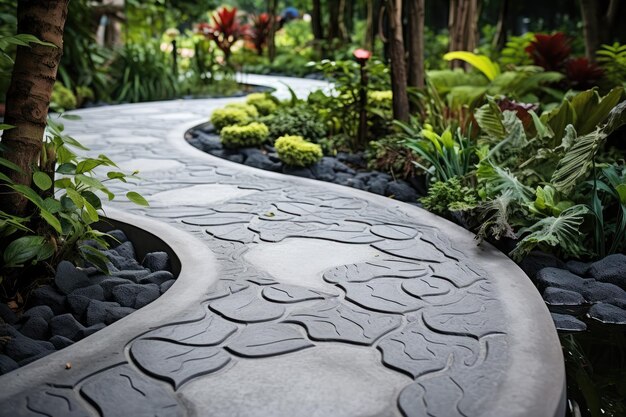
[0,75,565,417]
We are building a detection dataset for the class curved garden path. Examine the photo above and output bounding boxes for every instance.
[0,75,565,417]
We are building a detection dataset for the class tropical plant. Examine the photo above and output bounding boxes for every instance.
[307,57,391,150]
[109,41,178,103]
[199,7,248,62]
[0,117,147,298]
[247,13,271,55]
[441,51,565,106]
[400,123,475,182]
[525,32,572,71]
[500,33,535,67]
[367,134,420,180]
[564,58,604,90]
[421,177,477,216]
[597,42,626,88]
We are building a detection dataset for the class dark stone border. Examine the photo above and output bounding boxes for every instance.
[0,207,219,399]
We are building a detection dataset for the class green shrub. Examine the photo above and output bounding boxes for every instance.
[50,82,77,112]
[263,105,326,142]
[368,90,393,108]
[225,102,259,118]
[75,85,94,107]
[246,93,278,115]
[211,107,250,131]
[421,177,477,216]
[220,122,269,148]
[275,135,323,167]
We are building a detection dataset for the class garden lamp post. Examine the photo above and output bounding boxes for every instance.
[354,48,372,149]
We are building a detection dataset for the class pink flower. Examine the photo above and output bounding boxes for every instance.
[353,48,372,63]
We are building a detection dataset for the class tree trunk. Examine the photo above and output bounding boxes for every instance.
[1,0,69,216]
[338,0,348,41]
[448,0,480,68]
[387,0,409,122]
[311,0,323,40]
[406,0,425,90]
[267,0,278,62]
[579,0,600,61]
[328,0,340,42]
[579,0,619,61]
[365,0,374,51]
[492,0,509,51]
[311,0,324,58]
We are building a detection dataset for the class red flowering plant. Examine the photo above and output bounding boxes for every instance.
[200,7,249,63]
[525,32,572,71]
[247,13,271,55]
[564,57,605,90]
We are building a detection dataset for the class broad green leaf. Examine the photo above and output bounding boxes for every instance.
[42,197,62,214]
[40,209,62,233]
[79,245,110,274]
[76,158,103,174]
[603,100,626,136]
[65,188,84,209]
[511,205,589,261]
[81,190,102,209]
[552,130,607,192]
[0,157,22,173]
[32,171,52,191]
[54,178,73,189]
[0,171,13,183]
[126,191,149,206]
[443,51,501,81]
[475,99,505,139]
[82,199,99,223]
[10,184,44,209]
[106,171,127,182]
[61,114,81,120]
[56,163,76,174]
[0,123,14,130]
[577,87,624,135]
[3,235,47,267]
[543,100,576,143]
[616,184,626,205]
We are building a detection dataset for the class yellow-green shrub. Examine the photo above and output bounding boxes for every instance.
[50,83,77,112]
[225,102,259,118]
[275,135,323,167]
[246,93,277,115]
[211,107,250,131]
[221,122,269,148]
[368,90,393,110]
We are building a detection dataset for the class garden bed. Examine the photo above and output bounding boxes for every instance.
[0,217,179,375]
[186,122,424,204]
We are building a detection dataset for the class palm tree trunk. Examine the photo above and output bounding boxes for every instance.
[267,0,278,62]
[1,0,69,216]
[387,0,409,122]
[406,0,425,89]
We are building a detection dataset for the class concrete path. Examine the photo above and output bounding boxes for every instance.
[0,74,565,417]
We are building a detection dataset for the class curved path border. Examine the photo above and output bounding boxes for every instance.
[0,74,565,417]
